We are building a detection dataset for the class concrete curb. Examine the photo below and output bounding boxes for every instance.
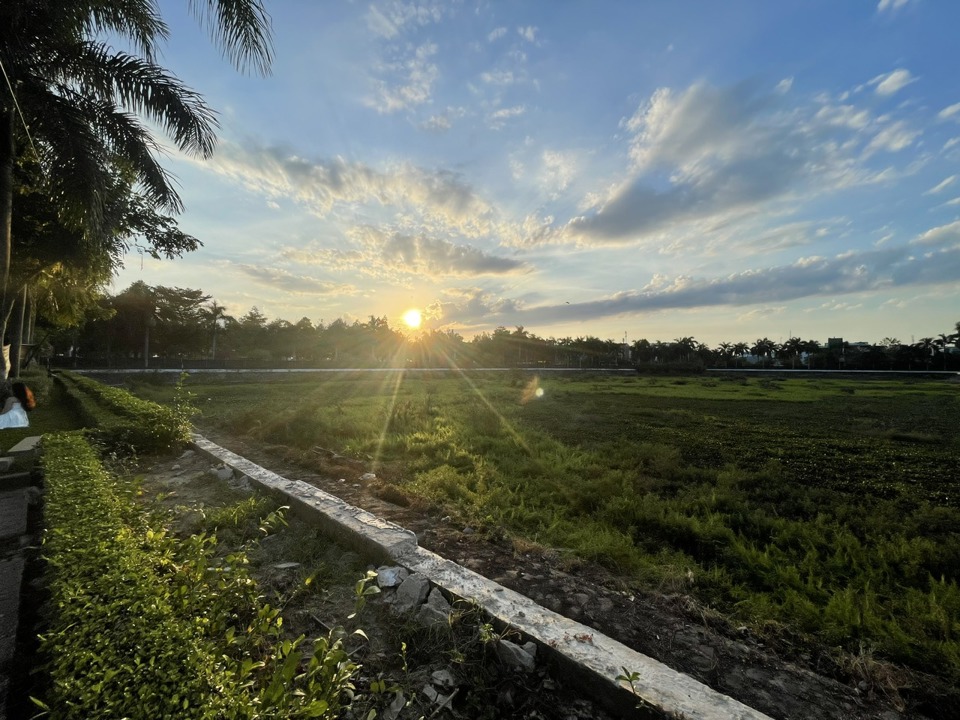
[191,434,771,720]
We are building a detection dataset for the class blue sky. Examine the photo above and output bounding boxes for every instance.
[115,0,960,345]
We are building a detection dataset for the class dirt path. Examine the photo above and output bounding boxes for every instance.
[196,428,949,720]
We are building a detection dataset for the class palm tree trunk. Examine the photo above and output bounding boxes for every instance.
[10,284,26,377]
[0,107,14,378]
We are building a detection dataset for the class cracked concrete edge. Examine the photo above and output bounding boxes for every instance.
[190,434,771,720]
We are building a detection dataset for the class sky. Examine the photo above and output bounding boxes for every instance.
[113,0,960,346]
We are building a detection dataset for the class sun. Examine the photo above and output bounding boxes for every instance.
[402,308,422,329]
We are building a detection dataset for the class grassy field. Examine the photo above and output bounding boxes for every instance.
[132,371,960,681]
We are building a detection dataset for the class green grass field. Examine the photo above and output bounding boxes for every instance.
[133,371,960,681]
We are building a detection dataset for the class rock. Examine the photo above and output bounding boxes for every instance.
[597,597,614,613]
[463,558,484,571]
[339,478,346,483]
[521,641,537,659]
[376,565,409,588]
[421,685,439,703]
[382,691,405,720]
[179,449,195,459]
[418,588,452,627]
[211,465,233,482]
[171,463,182,471]
[462,526,475,535]
[361,472,377,481]
[573,592,591,606]
[430,669,456,691]
[271,562,301,570]
[496,638,536,672]
[394,573,430,612]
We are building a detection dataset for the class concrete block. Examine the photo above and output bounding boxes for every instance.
[7,436,41,456]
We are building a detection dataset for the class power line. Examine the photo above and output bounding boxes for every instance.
[0,57,39,159]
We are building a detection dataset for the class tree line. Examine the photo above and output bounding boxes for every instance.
[39,282,960,372]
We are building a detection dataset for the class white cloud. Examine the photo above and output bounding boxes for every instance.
[487,105,527,129]
[517,26,538,43]
[924,175,957,195]
[480,70,516,86]
[368,42,439,113]
[814,104,871,130]
[869,68,916,96]
[865,120,920,154]
[877,0,913,12]
[775,77,794,94]
[488,27,507,42]
[495,244,960,327]
[912,220,960,247]
[539,150,577,198]
[204,142,505,241]
[938,103,960,121]
[365,228,529,276]
[365,1,445,38]
[233,264,360,296]
[561,82,816,244]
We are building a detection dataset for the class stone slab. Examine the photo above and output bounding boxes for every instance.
[0,491,27,541]
[191,435,418,560]
[0,557,24,665]
[6,437,40,457]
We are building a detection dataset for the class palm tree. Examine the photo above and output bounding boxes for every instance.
[716,341,732,368]
[915,338,935,370]
[750,338,776,366]
[203,300,232,361]
[781,337,805,369]
[732,341,749,368]
[937,333,951,370]
[0,0,272,376]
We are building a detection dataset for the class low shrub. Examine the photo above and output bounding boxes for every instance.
[36,432,362,719]
[55,371,193,454]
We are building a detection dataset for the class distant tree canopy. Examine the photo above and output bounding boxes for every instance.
[40,284,960,372]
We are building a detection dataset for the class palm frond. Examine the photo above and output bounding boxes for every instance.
[188,0,274,76]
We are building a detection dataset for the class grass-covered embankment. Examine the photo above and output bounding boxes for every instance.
[133,371,960,682]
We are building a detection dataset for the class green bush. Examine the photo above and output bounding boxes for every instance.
[36,432,362,719]
[55,371,193,454]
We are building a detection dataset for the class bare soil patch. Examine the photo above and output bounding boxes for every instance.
[192,428,952,720]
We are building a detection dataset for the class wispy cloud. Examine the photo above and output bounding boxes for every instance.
[202,142,505,241]
[365,1,445,39]
[487,104,527,129]
[877,0,914,13]
[938,103,960,121]
[924,175,957,195]
[517,26,538,43]
[477,243,960,328]
[868,68,916,96]
[487,26,507,42]
[233,264,360,296]
[368,42,439,113]
[283,228,528,279]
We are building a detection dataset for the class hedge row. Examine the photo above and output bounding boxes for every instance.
[36,432,359,719]
[55,371,192,453]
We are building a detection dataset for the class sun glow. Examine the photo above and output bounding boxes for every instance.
[402,308,422,329]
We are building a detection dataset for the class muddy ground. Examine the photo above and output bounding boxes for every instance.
[186,428,953,720]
